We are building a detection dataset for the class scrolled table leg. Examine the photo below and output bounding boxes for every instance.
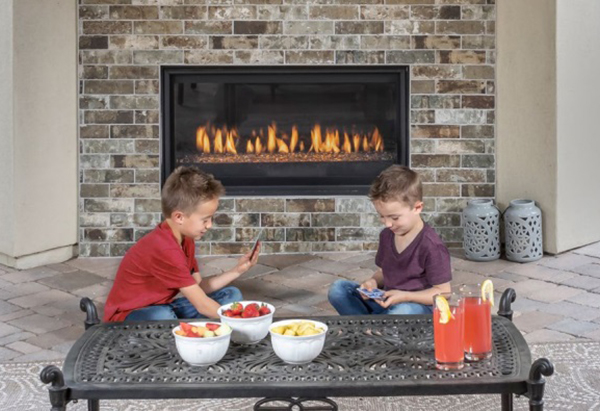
[501,393,513,411]
[79,297,100,330]
[40,365,69,411]
[527,358,554,411]
[498,288,517,321]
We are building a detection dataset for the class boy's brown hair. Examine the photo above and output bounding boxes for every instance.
[161,166,225,217]
[369,165,422,207]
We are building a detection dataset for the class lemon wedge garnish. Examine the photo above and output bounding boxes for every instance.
[435,295,454,324]
[481,280,494,306]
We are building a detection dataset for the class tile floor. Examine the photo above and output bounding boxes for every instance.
[1,242,600,362]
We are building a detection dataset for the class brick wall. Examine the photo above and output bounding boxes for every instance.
[78,0,496,257]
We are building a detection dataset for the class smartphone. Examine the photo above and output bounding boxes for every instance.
[358,288,385,300]
[249,229,263,259]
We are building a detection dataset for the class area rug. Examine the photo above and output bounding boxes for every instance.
[2,341,599,410]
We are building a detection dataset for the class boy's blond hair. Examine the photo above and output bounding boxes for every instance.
[161,166,225,217]
[369,165,422,207]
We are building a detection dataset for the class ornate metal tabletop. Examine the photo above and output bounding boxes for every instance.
[41,291,554,411]
[64,315,527,397]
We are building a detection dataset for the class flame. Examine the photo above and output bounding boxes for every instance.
[267,124,277,153]
[290,126,298,152]
[195,122,384,155]
[343,132,352,153]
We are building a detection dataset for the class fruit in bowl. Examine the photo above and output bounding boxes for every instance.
[172,321,232,366]
[269,319,328,365]
[218,301,275,344]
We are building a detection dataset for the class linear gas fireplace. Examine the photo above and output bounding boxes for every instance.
[161,66,409,195]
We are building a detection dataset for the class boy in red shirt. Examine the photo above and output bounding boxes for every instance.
[103,166,259,322]
[328,165,452,315]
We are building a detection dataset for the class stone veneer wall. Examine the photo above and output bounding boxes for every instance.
[78,0,496,257]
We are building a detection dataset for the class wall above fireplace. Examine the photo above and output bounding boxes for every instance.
[77,0,496,257]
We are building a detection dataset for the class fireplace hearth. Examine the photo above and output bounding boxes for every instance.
[162,66,409,195]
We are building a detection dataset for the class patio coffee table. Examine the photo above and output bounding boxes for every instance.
[41,289,553,411]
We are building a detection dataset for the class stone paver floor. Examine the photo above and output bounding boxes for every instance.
[1,241,600,362]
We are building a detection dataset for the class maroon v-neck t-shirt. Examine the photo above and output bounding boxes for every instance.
[375,224,452,292]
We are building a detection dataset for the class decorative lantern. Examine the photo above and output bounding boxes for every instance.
[504,199,543,262]
[462,199,501,261]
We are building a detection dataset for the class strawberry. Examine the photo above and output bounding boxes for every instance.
[242,304,259,318]
[258,304,271,316]
[230,302,243,316]
[222,309,234,317]
[206,323,220,331]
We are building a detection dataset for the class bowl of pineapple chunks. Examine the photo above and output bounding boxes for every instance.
[269,319,328,364]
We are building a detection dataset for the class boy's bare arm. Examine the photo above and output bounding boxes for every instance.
[179,284,221,318]
[199,244,260,294]
[379,281,451,308]
[361,269,384,290]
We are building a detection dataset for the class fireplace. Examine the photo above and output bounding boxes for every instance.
[162,66,409,195]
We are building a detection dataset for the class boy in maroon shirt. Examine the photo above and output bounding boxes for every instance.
[103,166,259,322]
[328,165,452,315]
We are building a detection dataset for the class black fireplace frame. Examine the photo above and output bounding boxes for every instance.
[161,66,409,196]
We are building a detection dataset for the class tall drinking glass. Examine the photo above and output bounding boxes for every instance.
[433,293,464,371]
[460,283,493,361]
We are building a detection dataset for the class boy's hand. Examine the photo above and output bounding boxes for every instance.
[376,289,408,308]
[359,278,379,300]
[233,243,261,276]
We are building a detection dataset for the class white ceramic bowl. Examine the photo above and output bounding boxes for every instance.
[269,319,328,364]
[218,301,275,344]
[172,322,231,366]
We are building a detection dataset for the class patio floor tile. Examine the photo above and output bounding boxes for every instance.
[506,279,558,298]
[11,349,66,362]
[558,274,600,290]
[523,329,575,344]
[528,285,583,303]
[6,341,43,354]
[258,254,321,269]
[299,259,359,275]
[7,313,73,334]
[0,300,21,316]
[574,242,600,258]
[503,264,577,283]
[566,292,600,308]
[537,300,600,322]
[539,253,598,271]
[570,263,600,278]
[547,319,600,337]
[0,331,36,346]
[37,270,107,292]
[512,311,564,333]
[25,325,85,350]
[0,266,61,284]
[0,347,19,361]
[7,289,75,309]
[0,322,22,338]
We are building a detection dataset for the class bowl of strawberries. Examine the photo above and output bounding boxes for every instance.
[172,321,232,366]
[218,300,275,344]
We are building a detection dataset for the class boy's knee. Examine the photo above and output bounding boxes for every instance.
[222,286,243,302]
[389,303,431,315]
[328,280,354,300]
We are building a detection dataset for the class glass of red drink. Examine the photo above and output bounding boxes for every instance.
[433,293,464,371]
[460,283,493,361]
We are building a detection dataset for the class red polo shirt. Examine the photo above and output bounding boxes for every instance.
[103,221,199,322]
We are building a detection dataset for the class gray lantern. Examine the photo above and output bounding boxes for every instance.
[504,199,543,262]
[462,199,501,261]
